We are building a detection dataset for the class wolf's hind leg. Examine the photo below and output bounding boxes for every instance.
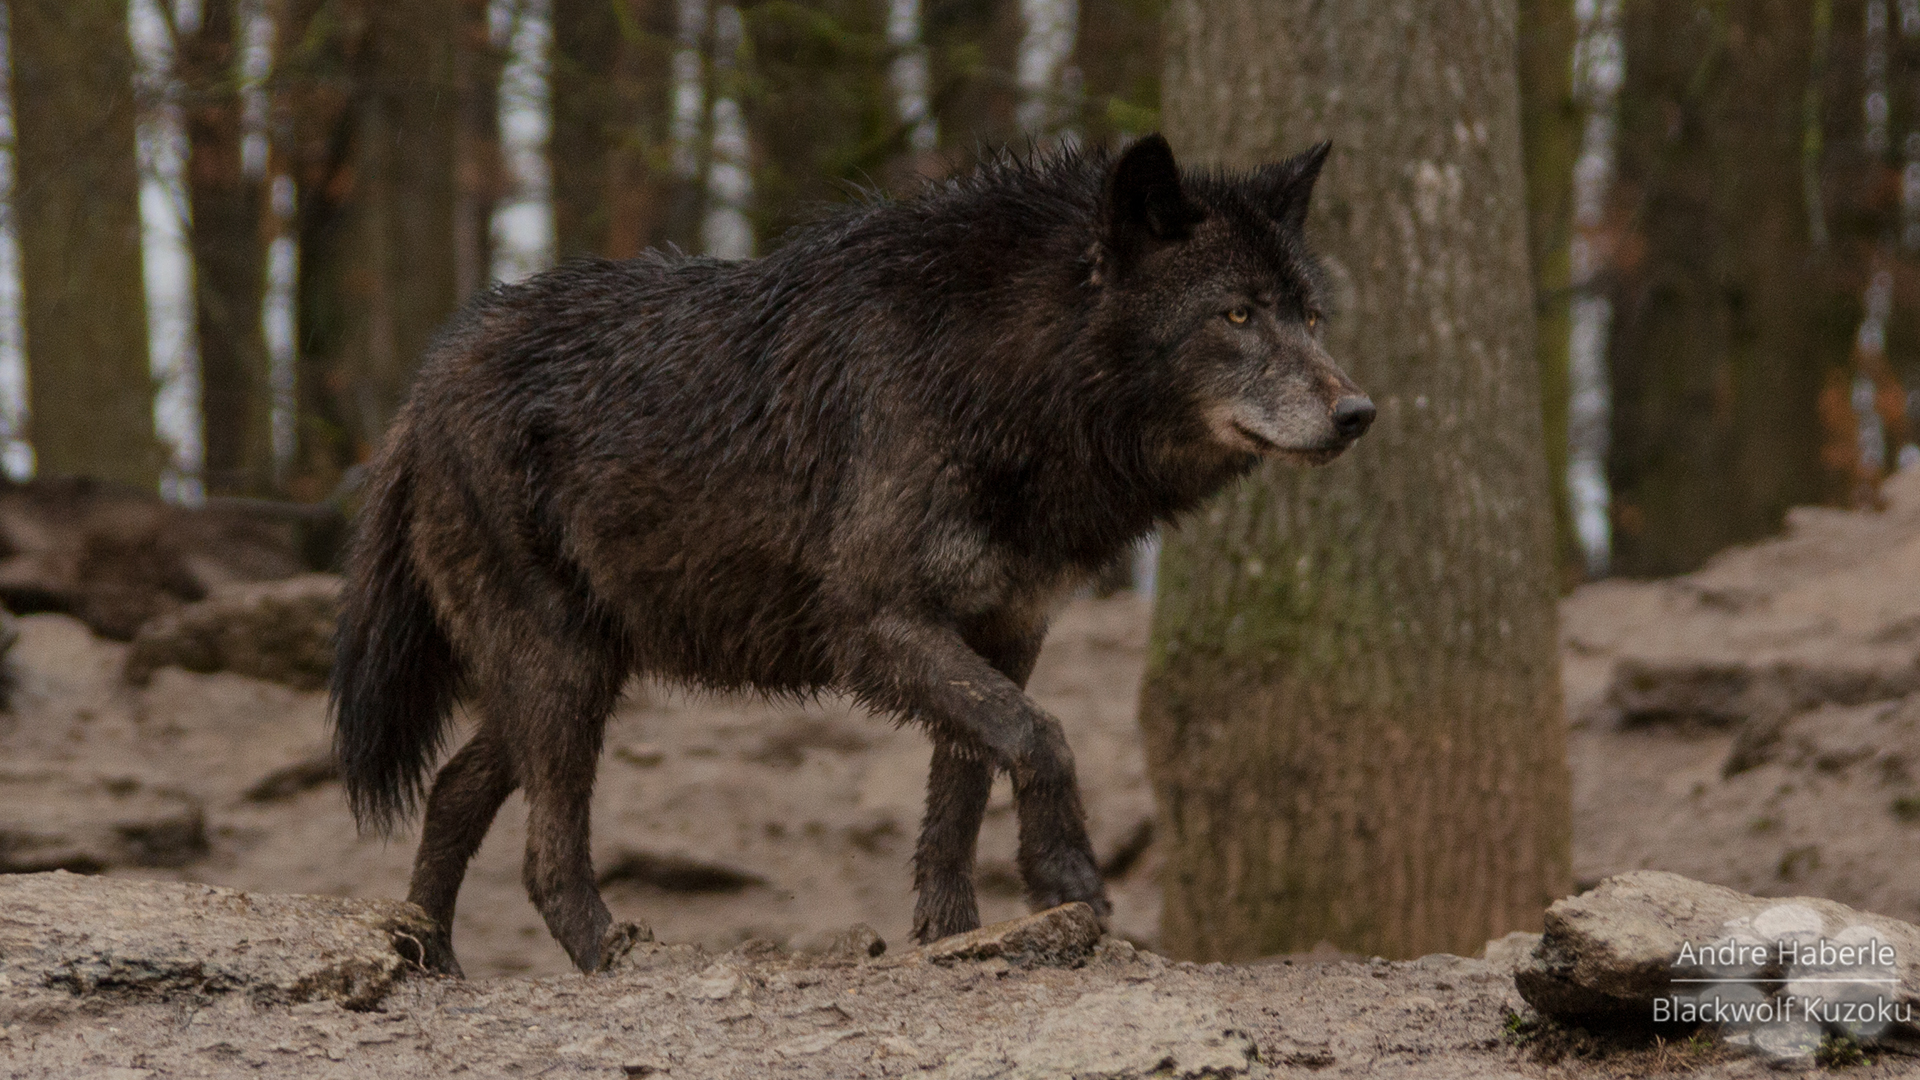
[406,728,518,975]
[510,668,624,972]
[912,739,992,943]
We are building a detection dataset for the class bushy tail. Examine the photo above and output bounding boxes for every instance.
[330,431,461,836]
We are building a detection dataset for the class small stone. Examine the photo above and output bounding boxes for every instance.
[921,902,1103,968]
[824,923,886,961]
[1480,931,1542,974]
[690,963,740,1000]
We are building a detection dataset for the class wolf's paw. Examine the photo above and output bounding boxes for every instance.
[596,920,654,972]
[1024,849,1110,925]
[911,880,982,944]
[394,925,466,978]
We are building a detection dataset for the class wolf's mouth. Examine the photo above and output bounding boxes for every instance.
[1231,421,1281,453]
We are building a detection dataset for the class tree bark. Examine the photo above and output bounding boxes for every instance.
[275,0,464,500]
[1604,0,1857,575]
[1516,0,1581,585]
[7,0,159,488]
[550,0,680,259]
[181,0,273,496]
[1139,0,1570,962]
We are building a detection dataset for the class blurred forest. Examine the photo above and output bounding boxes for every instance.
[0,0,1916,579]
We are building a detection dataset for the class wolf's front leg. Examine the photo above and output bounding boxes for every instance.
[848,616,1109,937]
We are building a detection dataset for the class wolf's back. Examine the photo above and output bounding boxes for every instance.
[329,418,462,835]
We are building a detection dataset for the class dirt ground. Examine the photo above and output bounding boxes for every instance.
[7,469,1920,1075]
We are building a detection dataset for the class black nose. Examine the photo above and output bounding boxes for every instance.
[1332,395,1375,439]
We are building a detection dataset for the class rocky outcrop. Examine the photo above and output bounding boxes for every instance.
[0,479,312,640]
[123,574,339,690]
[0,872,435,1010]
[0,771,205,872]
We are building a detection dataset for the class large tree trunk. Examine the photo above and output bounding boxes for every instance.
[7,0,158,488]
[181,0,273,496]
[550,0,679,259]
[1138,0,1570,962]
[275,0,465,500]
[1604,0,1857,576]
[1517,0,1581,584]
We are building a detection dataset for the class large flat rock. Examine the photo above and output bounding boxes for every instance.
[0,871,435,1009]
[1517,870,1920,1055]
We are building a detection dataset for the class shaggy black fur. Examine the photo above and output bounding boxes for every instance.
[331,134,1371,974]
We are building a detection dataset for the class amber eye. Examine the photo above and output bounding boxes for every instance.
[1305,312,1320,330]
[1226,306,1251,325]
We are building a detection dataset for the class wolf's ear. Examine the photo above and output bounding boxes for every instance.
[1255,140,1331,232]
[1101,134,1204,268]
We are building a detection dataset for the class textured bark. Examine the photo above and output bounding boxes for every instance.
[1073,0,1165,144]
[181,0,274,496]
[549,0,680,259]
[1516,0,1580,585]
[6,0,158,488]
[275,0,464,499]
[1604,0,1857,576]
[1139,0,1571,962]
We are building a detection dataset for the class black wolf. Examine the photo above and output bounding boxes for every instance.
[331,134,1372,974]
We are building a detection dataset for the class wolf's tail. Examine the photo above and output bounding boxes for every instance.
[330,426,462,836]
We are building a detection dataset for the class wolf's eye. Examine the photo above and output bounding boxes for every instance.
[1226,306,1251,325]
[1305,312,1319,330]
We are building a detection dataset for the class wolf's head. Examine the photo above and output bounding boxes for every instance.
[1091,134,1372,466]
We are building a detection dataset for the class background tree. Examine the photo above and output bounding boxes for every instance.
[1073,0,1164,144]
[740,0,894,246]
[925,0,1022,164]
[7,0,159,488]
[1603,0,1860,575]
[549,0,681,259]
[180,0,274,497]
[1517,0,1582,584]
[1138,0,1571,962]
[274,0,471,501]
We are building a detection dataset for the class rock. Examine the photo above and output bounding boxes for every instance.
[1480,931,1542,974]
[1517,870,1920,1049]
[0,871,436,1009]
[931,983,1257,1079]
[0,479,309,640]
[0,771,206,872]
[241,752,341,803]
[824,922,886,961]
[918,903,1103,968]
[123,574,340,690]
